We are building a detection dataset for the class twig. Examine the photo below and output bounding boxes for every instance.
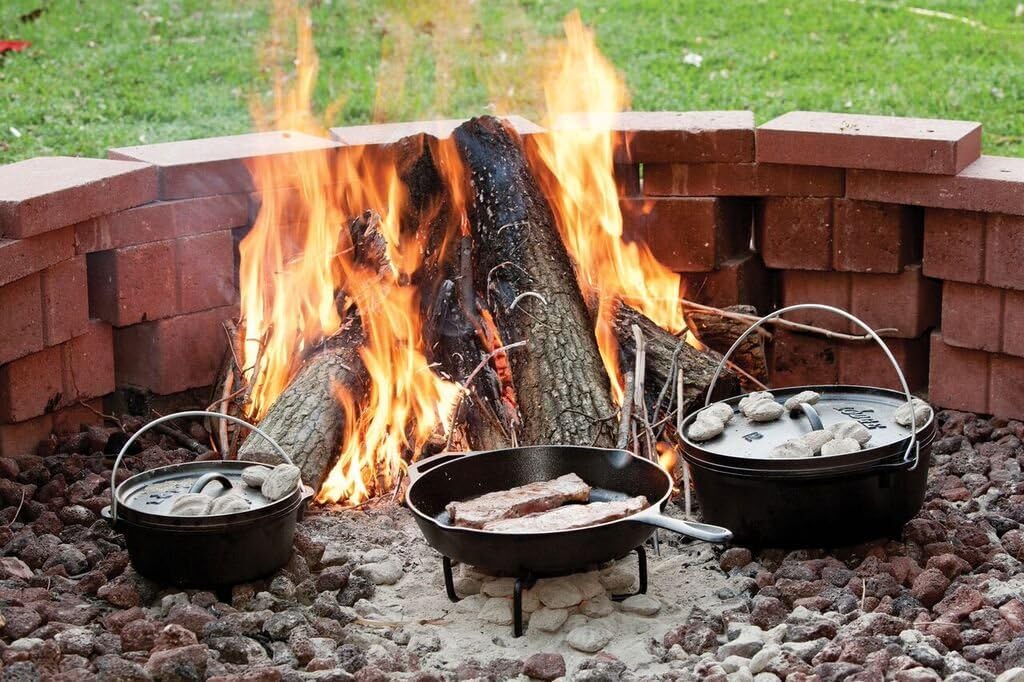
[677,369,691,520]
[725,359,769,391]
[354,616,447,628]
[679,299,899,341]
[616,371,635,450]
[462,341,527,389]
[4,489,25,526]
[508,291,548,311]
[153,424,210,455]
[76,400,123,430]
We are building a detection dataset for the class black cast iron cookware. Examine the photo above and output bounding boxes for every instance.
[405,445,732,575]
[102,411,314,587]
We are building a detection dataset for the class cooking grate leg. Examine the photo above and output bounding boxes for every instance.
[442,555,460,602]
[610,545,648,601]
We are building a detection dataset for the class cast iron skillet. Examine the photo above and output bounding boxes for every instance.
[405,445,732,575]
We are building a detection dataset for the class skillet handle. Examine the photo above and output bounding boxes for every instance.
[407,452,475,484]
[636,508,733,543]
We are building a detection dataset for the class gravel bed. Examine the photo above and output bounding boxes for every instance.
[0,410,1022,681]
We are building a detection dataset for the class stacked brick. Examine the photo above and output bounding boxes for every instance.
[0,157,156,455]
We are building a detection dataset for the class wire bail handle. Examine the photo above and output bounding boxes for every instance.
[703,304,920,471]
[110,410,294,523]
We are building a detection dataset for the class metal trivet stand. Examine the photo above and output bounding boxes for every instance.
[441,546,648,637]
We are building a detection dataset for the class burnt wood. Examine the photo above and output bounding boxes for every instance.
[237,212,386,490]
[454,116,617,447]
[685,304,769,389]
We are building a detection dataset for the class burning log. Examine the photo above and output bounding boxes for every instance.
[396,134,516,451]
[685,304,769,388]
[454,116,617,447]
[611,300,741,414]
[237,211,386,491]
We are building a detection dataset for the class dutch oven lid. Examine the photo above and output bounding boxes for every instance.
[683,304,933,472]
[684,385,933,460]
[116,460,292,521]
[109,411,307,527]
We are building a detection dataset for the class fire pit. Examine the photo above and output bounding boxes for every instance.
[2,8,1024,681]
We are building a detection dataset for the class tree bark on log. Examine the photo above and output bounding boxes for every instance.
[237,212,386,491]
[685,304,769,388]
[454,116,617,447]
[611,301,741,415]
[396,134,515,451]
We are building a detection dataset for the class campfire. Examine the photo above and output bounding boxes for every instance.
[225,10,745,506]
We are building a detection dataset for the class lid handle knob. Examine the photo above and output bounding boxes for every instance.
[704,304,920,471]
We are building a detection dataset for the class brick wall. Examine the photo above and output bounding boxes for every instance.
[0,111,1020,455]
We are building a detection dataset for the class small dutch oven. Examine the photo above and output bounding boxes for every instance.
[102,411,314,587]
[680,304,935,547]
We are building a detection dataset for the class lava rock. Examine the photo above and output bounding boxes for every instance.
[522,652,565,681]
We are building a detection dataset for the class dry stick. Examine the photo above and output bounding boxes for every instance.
[631,324,660,555]
[677,368,692,520]
[76,400,123,429]
[153,424,209,455]
[4,489,25,527]
[443,340,528,451]
[679,299,898,342]
[726,359,770,391]
[616,371,636,450]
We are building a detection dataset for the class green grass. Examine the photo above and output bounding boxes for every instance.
[2,0,1023,164]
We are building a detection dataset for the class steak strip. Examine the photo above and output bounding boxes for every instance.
[482,496,650,533]
[447,473,591,529]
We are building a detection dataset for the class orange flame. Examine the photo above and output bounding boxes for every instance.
[240,4,460,505]
[529,11,686,400]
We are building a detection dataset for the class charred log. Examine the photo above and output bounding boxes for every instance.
[237,211,386,491]
[454,116,617,447]
[611,300,741,416]
[397,134,515,450]
[685,304,769,389]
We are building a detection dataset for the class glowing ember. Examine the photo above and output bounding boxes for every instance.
[528,11,688,401]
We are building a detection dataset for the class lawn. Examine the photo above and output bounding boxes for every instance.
[1,0,1023,164]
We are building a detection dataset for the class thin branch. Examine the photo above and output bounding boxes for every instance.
[462,341,527,389]
[616,371,635,450]
[508,291,548,311]
[677,368,691,520]
[680,298,900,341]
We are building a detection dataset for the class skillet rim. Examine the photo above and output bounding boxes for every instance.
[404,444,673,537]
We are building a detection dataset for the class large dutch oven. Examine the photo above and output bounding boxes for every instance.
[102,411,314,587]
[679,305,935,547]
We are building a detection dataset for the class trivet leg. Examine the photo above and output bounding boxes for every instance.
[513,575,536,638]
[442,556,460,603]
[611,545,648,601]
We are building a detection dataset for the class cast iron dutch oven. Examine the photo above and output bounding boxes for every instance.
[679,304,935,547]
[102,411,314,587]
[405,445,733,576]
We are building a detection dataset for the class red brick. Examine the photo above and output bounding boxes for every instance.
[0,274,44,365]
[75,194,249,253]
[941,282,1002,353]
[928,332,989,414]
[836,334,929,392]
[990,354,1024,420]
[0,345,62,422]
[175,231,237,313]
[833,199,920,273]
[553,111,754,164]
[1003,290,1024,358]
[41,256,89,346]
[114,306,234,394]
[0,157,157,239]
[87,242,177,326]
[644,163,844,197]
[614,164,641,197]
[329,116,543,146]
[0,227,76,287]
[679,252,774,314]
[922,209,986,283]
[778,270,853,331]
[770,330,839,388]
[756,197,833,270]
[626,197,749,271]
[757,112,981,174]
[850,265,940,339]
[109,131,341,200]
[847,156,1024,215]
[0,400,104,457]
[61,320,115,402]
[984,214,1024,291]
